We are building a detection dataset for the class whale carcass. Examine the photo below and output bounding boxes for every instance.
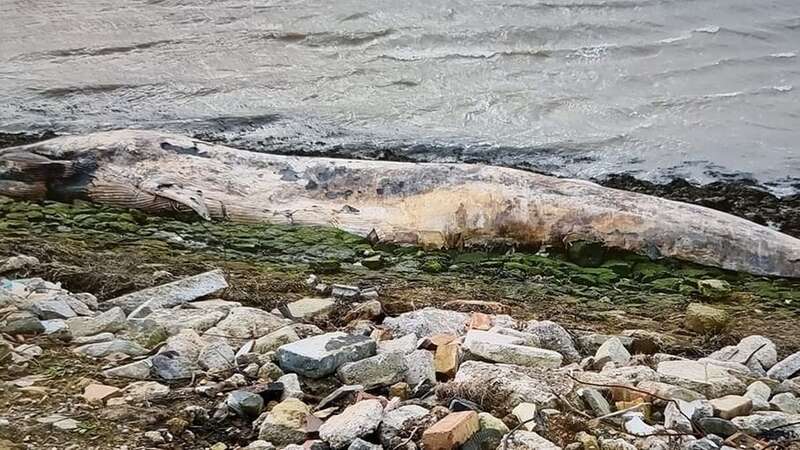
[0,130,798,278]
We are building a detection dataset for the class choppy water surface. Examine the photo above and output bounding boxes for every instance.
[1,0,799,192]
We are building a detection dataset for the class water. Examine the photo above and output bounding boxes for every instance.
[1,0,799,193]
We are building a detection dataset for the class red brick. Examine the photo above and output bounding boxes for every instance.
[422,411,479,450]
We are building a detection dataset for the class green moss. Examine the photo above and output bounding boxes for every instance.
[421,259,445,273]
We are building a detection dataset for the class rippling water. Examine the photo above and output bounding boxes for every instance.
[1,0,799,192]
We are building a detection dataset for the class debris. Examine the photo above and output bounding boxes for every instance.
[277,332,376,378]
[107,269,228,314]
[422,411,479,450]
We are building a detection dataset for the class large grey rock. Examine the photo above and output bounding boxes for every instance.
[74,339,148,358]
[348,439,382,450]
[277,332,376,378]
[123,381,170,403]
[594,337,631,367]
[523,320,580,362]
[731,412,800,434]
[141,308,226,335]
[66,307,126,338]
[319,399,384,449]
[768,352,800,381]
[465,339,562,369]
[405,349,436,386]
[338,352,407,388]
[464,330,523,348]
[664,399,711,433]
[707,335,777,375]
[103,359,153,380]
[41,319,69,335]
[204,307,289,344]
[29,298,76,319]
[226,390,264,419]
[379,405,430,448]
[151,329,206,380]
[657,360,745,398]
[382,307,469,338]
[377,334,418,354]
[579,388,611,416]
[258,398,310,446]
[454,361,564,409]
[107,269,228,314]
[770,392,800,414]
[462,412,509,450]
[198,340,235,371]
[254,326,301,354]
[1,310,45,334]
[487,327,540,347]
[636,380,706,402]
[502,431,560,450]
[744,381,772,411]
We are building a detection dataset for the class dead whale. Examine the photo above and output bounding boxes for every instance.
[1,130,798,278]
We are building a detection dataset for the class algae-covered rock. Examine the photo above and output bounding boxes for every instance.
[698,279,732,300]
[685,303,730,334]
[566,240,606,267]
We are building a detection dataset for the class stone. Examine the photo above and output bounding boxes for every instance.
[277,373,303,400]
[74,339,148,358]
[0,254,38,273]
[123,381,170,403]
[697,279,732,299]
[226,390,264,419]
[277,332,376,378]
[707,335,777,375]
[283,297,335,320]
[467,313,492,331]
[245,441,276,450]
[52,418,80,431]
[732,412,800,434]
[575,432,599,450]
[107,269,228,314]
[709,395,752,419]
[379,405,430,448]
[422,411,479,450]
[198,340,236,372]
[331,284,360,299]
[636,381,706,402]
[523,320,580,362]
[464,329,523,348]
[144,430,165,444]
[259,362,285,381]
[575,333,633,354]
[73,332,115,345]
[434,342,461,378]
[255,326,301,354]
[744,381,771,411]
[319,399,384,449]
[383,307,469,338]
[152,352,196,380]
[594,337,631,367]
[377,334,418,354]
[103,359,153,380]
[664,400,695,433]
[622,412,656,436]
[140,308,226,335]
[344,300,383,321]
[579,388,612,416]
[41,319,68,335]
[487,327,540,347]
[1,310,44,334]
[657,360,745,398]
[258,398,310,446]
[348,438,382,450]
[767,351,800,381]
[462,413,509,450]
[204,307,289,344]
[684,438,720,450]
[502,431,561,450]
[465,340,562,369]
[82,383,122,404]
[684,303,729,334]
[338,352,407,389]
[770,392,800,414]
[454,361,560,409]
[29,298,76,319]
[511,403,537,431]
[388,382,409,400]
[697,417,739,438]
[405,349,436,386]
[66,307,126,338]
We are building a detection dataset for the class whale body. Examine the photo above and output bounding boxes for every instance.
[0,130,798,278]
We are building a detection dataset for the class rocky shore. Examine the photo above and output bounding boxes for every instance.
[3,260,800,450]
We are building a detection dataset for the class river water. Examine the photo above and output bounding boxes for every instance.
[1,0,799,192]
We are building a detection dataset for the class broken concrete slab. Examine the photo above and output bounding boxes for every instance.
[107,269,228,314]
[277,332,376,378]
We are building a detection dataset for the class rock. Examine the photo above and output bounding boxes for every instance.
[144,430,165,445]
[696,417,739,438]
[204,307,289,344]
[465,339,562,369]
[405,349,436,386]
[283,297,335,320]
[664,400,696,433]
[319,399,384,449]
[594,337,631,367]
[575,432,599,450]
[226,390,264,419]
[684,438,720,450]
[422,411,479,450]
[103,359,153,380]
[770,392,800,414]
[338,352,407,388]
[66,307,126,338]
[123,381,170,403]
[707,335,777,375]
[383,308,469,338]
[379,405,430,448]
[767,351,800,381]
[259,362,285,381]
[462,413,509,450]
[348,438,382,450]
[732,412,800,434]
[258,398,310,445]
[636,381,706,402]
[41,319,68,335]
[344,300,383,322]
[254,326,301,354]
[107,269,228,314]
[331,284,360,299]
[388,382,409,400]
[1,310,45,334]
[198,340,235,372]
[502,430,561,450]
[657,360,745,398]
[512,403,537,431]
[697,279,732,299]
[576,333,634,354]
[454,361,561,409]
[277,332,376,378]
[73,332,115,345]
[140,308,226,335]
[277,373,303,400]
[29,298,76,319]
[487,327,540,347]
[579,388,612,416]
[684,303,729,334]
[244,441,275,450]
[0,254,38,273]
[82,383,122,405]
[467,312,492,331]
[434,342,461,378]
[377,334,418,354]
[744,381,771,411]
[74,339,148,358]
[523,320,580,363]
[622,412,656,436]
[464,329,523,347]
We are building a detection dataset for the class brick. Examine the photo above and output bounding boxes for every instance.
[422,411,479,450]
[434,342,460,379]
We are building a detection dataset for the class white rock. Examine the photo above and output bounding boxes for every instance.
[377,334,418,354]
[744,381,771,411]
[770,392,800,414]
[198,340,235,371]
[141,308,226,335]
[768,352,800,381]
[74,339,148,358]
[502,431,561,450]
[283,297,335,320]
[707,335,777,375]
[319,399,384,449]
[455,361,561,409]
[338,352,407,388]
[594,337,631,367]
[657,360,745,398]
[277,332,376,379]
[278,373,303,401]
[254,326,301,354]
[204,307,290,344]
[66,307,126,338]
[382,307,469,338]
[464,329,524,348]
[107,269,228,314]
[524,320,580,362]
[466,340,562,369]
[405,349,436,386]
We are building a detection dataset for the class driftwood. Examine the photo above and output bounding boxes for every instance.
[0,130,798,278]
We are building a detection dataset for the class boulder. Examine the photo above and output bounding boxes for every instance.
[319,399,384,449]
[579,388,612,416]
[66,307,126,338]
[709,395,752,419]
[732,412,800,434]
[464,330,524,348]
[74,339,148,358]
[140,308,226,335]
[487,327,540,347]
[258,398,310,446]
[277,373,303,401]
[657,360,745,398]
[103,359,153,380]
[696,417,738,438]
[29,298,76,320]
[348,439,382,450]
[226,390,264,419]
[277,332,376,378]
[198,340,235,372]
[123,381,170,403]
[1,310,44,335]
[684,303,729,334]
[383,308,469,338]
[707,335,777,375]
[697,279,732,300]
[204,307,289,344]
[770,392,800,414]
[523,320,580,363]
[744,381,771,411]
[106,269,228,314]
[454,361,563,409]
[434,342,461,378]
[767,351,800,381]
[462,413,509,450]
[636,381,706,402]
[511,403,537,430]
[338,352,407,388]
[405,349,436,386]
[82,384,122,405]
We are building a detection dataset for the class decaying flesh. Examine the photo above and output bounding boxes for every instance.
[1,130,798,277]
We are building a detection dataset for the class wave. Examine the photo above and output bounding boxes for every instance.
[256,29,395,47]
